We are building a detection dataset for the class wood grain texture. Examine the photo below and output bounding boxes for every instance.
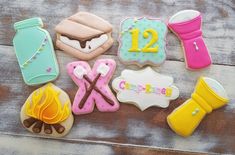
[0,45,235,154]
[0,0,235,154]
[0,133,206,155]
[0,0,234,65]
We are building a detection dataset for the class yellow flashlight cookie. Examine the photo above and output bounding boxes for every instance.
[167,77,229,137]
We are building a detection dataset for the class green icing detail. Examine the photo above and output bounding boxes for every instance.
[119,17,167,65]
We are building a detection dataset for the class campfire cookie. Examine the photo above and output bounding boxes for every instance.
[55,12,113,60]
[118,17,167,66]
[67,59,119,115]
[20,83,74,137]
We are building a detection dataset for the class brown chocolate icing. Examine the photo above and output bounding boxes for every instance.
[63,33,105,49]
[78,73,115,109]
[79,73,101,109]
[83,75,114,106]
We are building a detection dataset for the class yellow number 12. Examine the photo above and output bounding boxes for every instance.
[128,28,159,53]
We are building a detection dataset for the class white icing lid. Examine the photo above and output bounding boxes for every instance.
[203,77,228,99]
[169,10,200,23]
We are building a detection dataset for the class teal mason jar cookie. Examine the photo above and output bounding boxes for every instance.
[13,17,59,85]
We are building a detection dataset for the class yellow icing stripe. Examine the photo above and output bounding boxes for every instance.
[191,93,212,113]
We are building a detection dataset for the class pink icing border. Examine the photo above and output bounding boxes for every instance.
[117,17,168,67]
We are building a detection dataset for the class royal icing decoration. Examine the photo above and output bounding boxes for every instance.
[167,77,229,137]
[55,12,114,60]
[13,17,59,86]
[118,17,167,66]
[21,83,74,137]
[67,59,119,115]
[20,36,48,69]
[60,34,108,53]
[112,67,179,111]
[168,10,212,69]
[25,84,70,124]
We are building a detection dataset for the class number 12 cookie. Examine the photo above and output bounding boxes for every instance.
[118,17,167,66]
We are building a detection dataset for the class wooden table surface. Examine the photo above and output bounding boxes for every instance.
[0,0,235,154]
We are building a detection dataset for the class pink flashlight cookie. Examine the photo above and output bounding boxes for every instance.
[168,10,212,70]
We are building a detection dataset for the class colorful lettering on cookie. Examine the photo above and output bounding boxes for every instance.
[112,67,179,111]
[129,28,159,53]
[118,17,167,66]
[118,80,173,96]
[67,59,120,115]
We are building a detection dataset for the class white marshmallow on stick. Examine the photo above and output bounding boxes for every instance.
[73,65,87,79]
[97,63,110,77]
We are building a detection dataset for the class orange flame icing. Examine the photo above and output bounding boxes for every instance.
[25,84,70,124]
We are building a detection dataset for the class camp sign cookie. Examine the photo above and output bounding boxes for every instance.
[112,67,179,111]
[118,17,167,66]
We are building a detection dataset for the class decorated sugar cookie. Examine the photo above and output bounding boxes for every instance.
[112,67,179,111]
[20,83,74,137]
[13,18,59,85]
[168,10,212,69]
[118,17,167,66]
[67,59,119,115]
[55,12,114,60]
[167,77,229,137]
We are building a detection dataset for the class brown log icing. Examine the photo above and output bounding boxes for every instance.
[52,124,65,134]
[23,117,37,128]
[32,120,43,133]
[78,73,101,109]
[44,123,52,134]
[23,117,66,134]
[83,75,114,106]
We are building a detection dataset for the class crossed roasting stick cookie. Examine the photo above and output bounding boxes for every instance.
[67,59,120,115]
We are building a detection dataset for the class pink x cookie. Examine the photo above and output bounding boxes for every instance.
[67,59,120,115]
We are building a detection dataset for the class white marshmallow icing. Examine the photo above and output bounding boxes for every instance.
[73,65,87,79]
[60,34,108,53]
[97,63,110,77]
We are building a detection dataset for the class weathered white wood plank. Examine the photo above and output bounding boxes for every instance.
[0,133,115,155]
[0,133,203,155]
[0,45,235,154]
